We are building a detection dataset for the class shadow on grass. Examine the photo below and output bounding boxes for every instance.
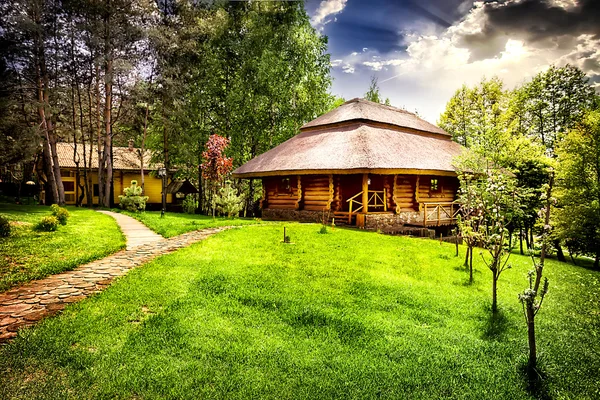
[481,308,509,341]
[519,360,553,400]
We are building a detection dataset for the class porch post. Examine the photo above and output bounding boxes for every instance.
[362,173,369,213]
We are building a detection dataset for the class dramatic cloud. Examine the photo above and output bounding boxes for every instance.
[328,0,600,122]
[311,0,348,27]
[457,0,600,61]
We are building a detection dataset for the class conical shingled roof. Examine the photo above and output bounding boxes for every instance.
[233,98,464,178]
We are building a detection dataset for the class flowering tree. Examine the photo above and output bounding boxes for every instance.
[201,134,233,216]
[519,172,553,374]
[456,153,523,312]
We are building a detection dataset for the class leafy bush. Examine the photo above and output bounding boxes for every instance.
[0,215,11,237]
[51,205,70,225]
[50,204,60,214]
[36,216,59,232]
[182,194,198,214]
[215,183,243,218]
[319,225,328,234]
[118,180,149,212]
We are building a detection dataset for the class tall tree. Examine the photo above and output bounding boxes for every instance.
[555,109,600,268]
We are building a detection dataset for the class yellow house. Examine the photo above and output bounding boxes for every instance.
[46,142,173,206]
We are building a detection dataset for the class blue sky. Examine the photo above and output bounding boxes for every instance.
[305,0,600,123]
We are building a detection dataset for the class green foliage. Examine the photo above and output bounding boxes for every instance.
[35,216,59,232]
[50,204,70,225]
[182,194,198,214]
[1,225,599,398]
[518,64,595,155]
[364,76,382,103]
[0,215,10,237]
[555,109,600,267]
[118,180,149,212]
[319,225,328,234]
[215,183,244,218]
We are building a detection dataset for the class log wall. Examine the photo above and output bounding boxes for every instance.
[418,176,458,203]
[302,175,332,211]
[393,175,417,212]
[263,176,299,209]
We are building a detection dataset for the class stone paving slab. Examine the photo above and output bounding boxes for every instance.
[0,211,230,344]
[96,210,164,250]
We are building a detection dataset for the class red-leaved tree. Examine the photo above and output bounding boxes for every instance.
[201,134,233,216]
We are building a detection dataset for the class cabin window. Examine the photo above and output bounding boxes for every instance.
[430,178,441,193]
[279,178,292,194]
[93,184,99,197]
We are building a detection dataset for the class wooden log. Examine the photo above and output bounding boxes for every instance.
[304,201,328,206]
[304,195,331,201]
[304,205,327,211]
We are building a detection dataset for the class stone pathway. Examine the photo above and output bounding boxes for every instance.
[96,210,164,250]
[0,211,229,344]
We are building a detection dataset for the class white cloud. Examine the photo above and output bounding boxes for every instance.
[342,64,355,74]
[311,0,348,27]
[331,59,343,67]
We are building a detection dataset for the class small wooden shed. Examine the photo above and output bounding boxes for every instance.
[233,98,464,228]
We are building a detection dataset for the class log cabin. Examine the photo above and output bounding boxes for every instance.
[233,98,465,229]
[42,142,174,207]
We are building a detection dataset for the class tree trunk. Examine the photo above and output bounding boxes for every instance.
[530,228,534,251]
[527,304,536,372]
[524,226,531,250]
[469,248,473,283]
[464,246,470,268]
[519,225,524,255]
[554,240,566,262]
[96,62,104,207]
[102,3,113,208]
[41,140,58,205]
[492,273,498,313]
[594,250,599,270]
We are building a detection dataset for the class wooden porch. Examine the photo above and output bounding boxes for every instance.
[261,172,460,228]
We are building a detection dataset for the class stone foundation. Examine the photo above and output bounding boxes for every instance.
[262,209,326,224]
[364,212,423,230]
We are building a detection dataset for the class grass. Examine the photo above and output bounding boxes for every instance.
[0,204,125,293]
[1,224,599,399]
[116,209,262,238]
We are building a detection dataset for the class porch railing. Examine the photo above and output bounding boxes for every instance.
[346,189,387,224]
[422,201,461,226]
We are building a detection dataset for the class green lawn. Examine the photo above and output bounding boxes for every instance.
[1,224,598,399]
[117,209,262,238]
[0,204,125,292]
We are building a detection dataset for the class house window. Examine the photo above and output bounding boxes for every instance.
[280,178,292,194]
[93,184,99,196]
[63,181,75,192]
[430,178,441,193]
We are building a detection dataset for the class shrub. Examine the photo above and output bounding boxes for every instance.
[0,215,11,237]
[36,216,59,232]
[118,180,149,212]
[50,204,60,214]
[182,194,198,214]
[215,183,243,218]
[52,206,70,225]
[319,225,328,234]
